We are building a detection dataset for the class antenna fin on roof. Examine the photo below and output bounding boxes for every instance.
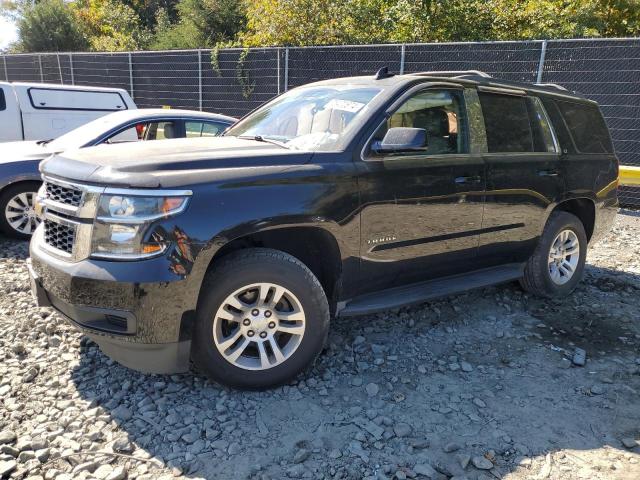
[375,66,394,80]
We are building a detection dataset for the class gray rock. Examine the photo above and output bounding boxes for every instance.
[621,438,638,449]
[17,450,35,463]
[457,453,471,469]
[393,423,412,438]
[0,445,18,457]
[93,465,114,480]
[0,460,17,477]
[111,405,132,421]
[471,456,493,470]
[105,466,127,480]
[112,437,134,453]
[460,362,473,372]
[590,385,605,395]
[293,448,310,464]
[414,463,446,479]
[473,398,486,408]
[365,383,379,397]
[22,367,39,383]
[0,431,16,445]
[572,348,587,366]
[444,442,461,453]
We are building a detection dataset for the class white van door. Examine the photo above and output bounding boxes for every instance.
[0,84,23,142]
[20,87,131,141]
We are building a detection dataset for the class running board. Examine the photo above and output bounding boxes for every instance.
[338,263,525,317]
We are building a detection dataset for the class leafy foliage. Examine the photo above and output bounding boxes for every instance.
[2,0,640,52]
[151,0,245,50]
[241,0,640,46]
[12,0,88,52]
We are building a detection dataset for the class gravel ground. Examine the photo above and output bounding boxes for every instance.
[1,210,639,480]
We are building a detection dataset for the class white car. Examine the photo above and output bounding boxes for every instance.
[0,109,237,238]
[0,82,137,143]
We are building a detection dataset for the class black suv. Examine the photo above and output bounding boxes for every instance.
[28,70,618,388]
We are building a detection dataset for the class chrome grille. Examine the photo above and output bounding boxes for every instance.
[43,220,75,255]
[45,181,83,207]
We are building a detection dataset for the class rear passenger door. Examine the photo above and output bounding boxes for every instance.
[478,89,564,265]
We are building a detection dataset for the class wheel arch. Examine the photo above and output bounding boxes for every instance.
[549,197,596,242]
[195,225,344,315]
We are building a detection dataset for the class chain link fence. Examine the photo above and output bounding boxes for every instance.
[1,39,639,204]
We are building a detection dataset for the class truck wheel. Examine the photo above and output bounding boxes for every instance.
[0,182,42,240]
[192,248,330,389]
[520,211,587,298]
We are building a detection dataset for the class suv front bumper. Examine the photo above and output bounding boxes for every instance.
[28,230,199,374]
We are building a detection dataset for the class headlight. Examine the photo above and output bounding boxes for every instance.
[91,191,190,260]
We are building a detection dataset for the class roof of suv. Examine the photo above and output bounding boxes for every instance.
[306,69,590,104]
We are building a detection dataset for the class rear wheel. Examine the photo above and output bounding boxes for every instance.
[0,182,41,240]
[520,211,587,298]
[192,248,329,389]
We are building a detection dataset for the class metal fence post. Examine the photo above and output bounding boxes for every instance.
[2,56,8,82]
[38,54,44,82]
[198,50,203,111]
[277,48,281,95]
[56,53,63,84]
[400,44,406,75]
[128,53,135,100]
[284,47,289,92]
[69,54,75,85]
[536,40,548,83]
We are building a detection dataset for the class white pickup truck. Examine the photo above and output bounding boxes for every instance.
[0,82,136,143]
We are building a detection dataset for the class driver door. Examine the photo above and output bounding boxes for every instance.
[357,87,486,293]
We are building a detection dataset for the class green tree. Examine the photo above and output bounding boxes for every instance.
[152,0,245,49]
[73,0,148,51]
[12,0,88,52]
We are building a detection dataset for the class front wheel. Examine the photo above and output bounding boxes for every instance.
[192,248,330,389]
[520,211,587,298]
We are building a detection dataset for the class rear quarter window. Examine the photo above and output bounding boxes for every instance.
[0,89,5,111]
[555,100,613,154]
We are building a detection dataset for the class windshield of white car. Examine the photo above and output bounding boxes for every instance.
[225,85,383,151]
[47,113,141,150]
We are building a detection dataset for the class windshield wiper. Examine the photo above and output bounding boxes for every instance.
[237,135,289,149]
[36,139,53,146]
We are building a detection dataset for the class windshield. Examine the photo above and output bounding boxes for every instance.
[226,85,382,151]
[48,111,136,150]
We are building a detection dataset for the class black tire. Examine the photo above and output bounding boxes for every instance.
[192,248,330,389]
[0,182,41,240]
[520,211,587,298]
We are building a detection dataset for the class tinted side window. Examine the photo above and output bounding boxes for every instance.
[0,89,5,111]
[555,101,613,154]
[480,92,558,153]
[480,93,532,153]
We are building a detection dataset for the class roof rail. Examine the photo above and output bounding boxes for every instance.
[534,82,568,91]
[412,70,491,78]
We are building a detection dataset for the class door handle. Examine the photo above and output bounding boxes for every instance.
[538,169,560,177]
[455,175,482,184]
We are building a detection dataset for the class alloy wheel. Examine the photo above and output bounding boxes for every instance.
[4,191,40,236]
[548,229,580,285]
[213,282,306,370]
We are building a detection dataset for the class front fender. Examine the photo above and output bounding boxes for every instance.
[148,161,361,312]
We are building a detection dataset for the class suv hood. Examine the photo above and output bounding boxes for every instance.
[40,136,315,188]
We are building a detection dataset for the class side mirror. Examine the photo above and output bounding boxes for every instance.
[375,127,428,153]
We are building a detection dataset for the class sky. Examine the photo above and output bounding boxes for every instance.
[0,17,18,50]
